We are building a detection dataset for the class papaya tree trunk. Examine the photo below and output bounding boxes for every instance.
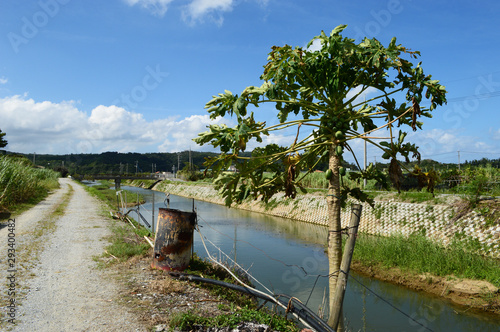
[327,143,343,331]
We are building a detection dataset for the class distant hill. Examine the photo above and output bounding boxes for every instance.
[15,151,222,176]
[10,150,498,177]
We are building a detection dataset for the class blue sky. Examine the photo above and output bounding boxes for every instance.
[0,0,499,165]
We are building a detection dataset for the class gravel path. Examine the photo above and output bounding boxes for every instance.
[1,178,146,331]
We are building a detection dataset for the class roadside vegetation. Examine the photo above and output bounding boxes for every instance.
[0,155,60,218]
[83,182,151,261]
[171,254,300,332]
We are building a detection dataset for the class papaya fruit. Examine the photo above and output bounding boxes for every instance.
[336,145,343,156]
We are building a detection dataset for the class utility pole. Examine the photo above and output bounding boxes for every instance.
[363,139,367,189]
[33,152,36,165]
[189,148,192,171]
[363,95,367,189]
[457,151,461,171]
[135,160,138,175]
[177,153,180,176]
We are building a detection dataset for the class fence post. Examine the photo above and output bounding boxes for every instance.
[328,203,362,330]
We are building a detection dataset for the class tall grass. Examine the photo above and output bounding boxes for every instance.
[0,155,59,209]
[353,233,500,287]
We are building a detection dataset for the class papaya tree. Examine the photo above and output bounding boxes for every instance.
[194,25,446,329]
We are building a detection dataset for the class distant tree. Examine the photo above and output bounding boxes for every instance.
[0,129,7,148]
[195,25,446,330]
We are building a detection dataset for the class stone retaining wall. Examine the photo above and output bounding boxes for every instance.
[154,182,500,258]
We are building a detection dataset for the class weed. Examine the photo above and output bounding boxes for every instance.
[264,198,279,211]
[373,205,384,219]
[184,255,255,308]
[169,305,299,331]
[352,233,500,287]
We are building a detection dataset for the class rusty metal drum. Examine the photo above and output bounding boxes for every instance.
[151,208,197,271]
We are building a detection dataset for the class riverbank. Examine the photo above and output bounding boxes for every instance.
[126,179,500,316]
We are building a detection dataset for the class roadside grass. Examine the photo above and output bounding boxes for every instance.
[83,183,151,264]
[0,155,60,220]
[86,182,146,208]
[352,233,500,287]
[104,218,151,262]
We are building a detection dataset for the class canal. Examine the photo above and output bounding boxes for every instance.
[120,184,499,332]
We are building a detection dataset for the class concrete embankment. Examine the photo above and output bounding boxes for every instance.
[142,181,499,259]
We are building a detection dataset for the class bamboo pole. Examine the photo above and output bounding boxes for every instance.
[328,203,362,330]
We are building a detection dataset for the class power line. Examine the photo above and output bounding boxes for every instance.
[446,90,500,103]
[197,214,334,279]
[440,70,500,84]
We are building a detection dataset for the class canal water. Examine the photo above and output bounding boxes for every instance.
[118,185,499,332]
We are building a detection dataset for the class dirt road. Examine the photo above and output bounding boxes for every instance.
[1,178,146,331]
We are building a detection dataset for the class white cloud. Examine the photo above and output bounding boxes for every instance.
[0,77,7,85]
[159,114,229,151]
[124,0,267,25]
[307,38,322,52]
[345,86,380,106]
[0,95,226,154]
[182,0,233,25]
[123,0,173,17]
[408,128,495,161]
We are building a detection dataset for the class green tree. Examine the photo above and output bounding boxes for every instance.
[194,25,446,329]
[0,129,7,148]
